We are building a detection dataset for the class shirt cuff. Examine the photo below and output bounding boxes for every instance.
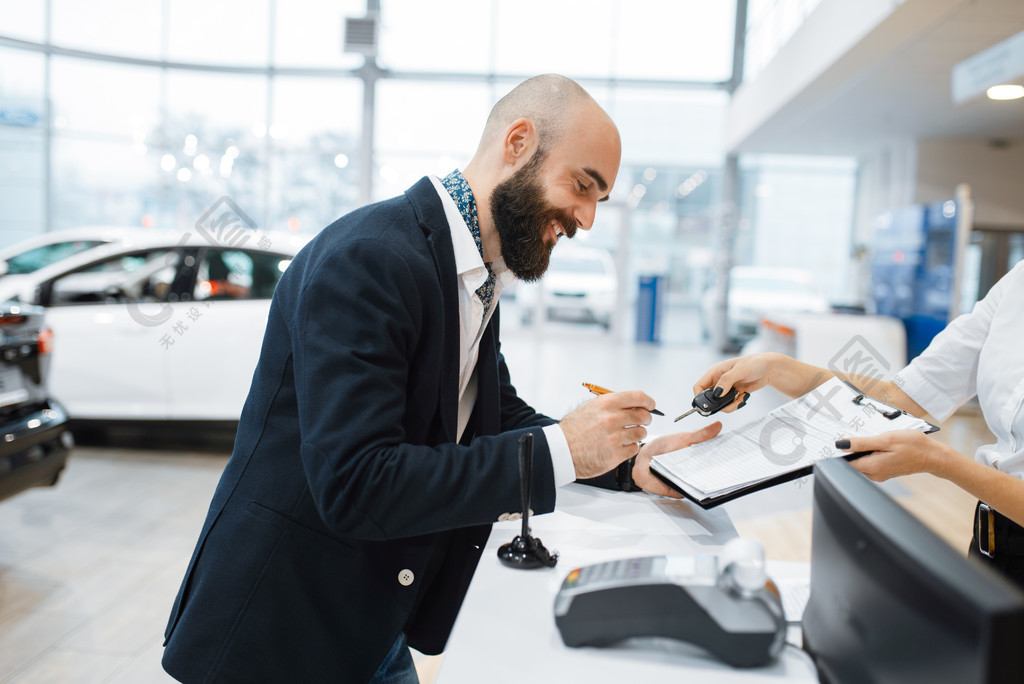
[542,423,576,488]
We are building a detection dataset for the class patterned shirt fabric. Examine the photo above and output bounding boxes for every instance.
[440,170,495,314]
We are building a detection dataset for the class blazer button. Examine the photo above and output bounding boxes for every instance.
[398,569,415,587]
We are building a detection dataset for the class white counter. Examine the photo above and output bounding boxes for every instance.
[436,483,818,683]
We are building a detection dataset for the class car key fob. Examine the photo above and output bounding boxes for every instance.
[675,387,740,422]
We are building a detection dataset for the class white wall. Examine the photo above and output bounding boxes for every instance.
[727,0,902,152]
[915,138,1024,228]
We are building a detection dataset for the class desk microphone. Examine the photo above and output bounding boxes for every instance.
[497,433,558,569]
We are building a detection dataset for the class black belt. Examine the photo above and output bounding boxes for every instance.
[974,501,1024,558]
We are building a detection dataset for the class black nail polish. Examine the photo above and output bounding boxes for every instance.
[835,439,851,450]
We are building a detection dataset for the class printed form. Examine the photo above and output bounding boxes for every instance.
[652,377,935,502]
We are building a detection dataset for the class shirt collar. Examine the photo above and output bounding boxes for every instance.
[429,174,511,284]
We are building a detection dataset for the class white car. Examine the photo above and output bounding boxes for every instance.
[517,246,617,330]
[0,226,139,277]
[0,229,311,422]
[702,266,831,343]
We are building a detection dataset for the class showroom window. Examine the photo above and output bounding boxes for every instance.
[600,88,729,321]
[0,0,46,42]
[374,80,496,201]
[273,0,365,69]
[167,0,271,66]
[3,0,877,348]
[162,70,270,232]
[1,0,741,246]
[51,0,163,60]
[0,46,46,244]
[377,0,735,82]
[269,77,362,232]
[50,57,162,232]
[735,154,858,305]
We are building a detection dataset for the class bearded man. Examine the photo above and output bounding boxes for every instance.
[161,74,718,684]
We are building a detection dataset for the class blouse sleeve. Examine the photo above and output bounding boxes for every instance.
[895,261,1024,422]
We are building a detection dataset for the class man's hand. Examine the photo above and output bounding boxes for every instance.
[632,422,723,497]
[560,390,657,479]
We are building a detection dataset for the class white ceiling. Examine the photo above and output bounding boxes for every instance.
[730,0,1024,156]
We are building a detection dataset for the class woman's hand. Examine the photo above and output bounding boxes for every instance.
[839,430,1024,530]
[631,422,723,497]
[835,430,952,482]
[693,352,837,409]
[691,354,781,413]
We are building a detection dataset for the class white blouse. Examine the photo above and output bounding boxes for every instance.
[897,260,1024,476]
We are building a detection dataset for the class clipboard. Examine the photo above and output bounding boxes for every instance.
[649,377,939,510]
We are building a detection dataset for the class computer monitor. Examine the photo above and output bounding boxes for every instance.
[803,458,1024,683]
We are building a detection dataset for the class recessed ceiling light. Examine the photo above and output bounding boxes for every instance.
[986,84,1024,100]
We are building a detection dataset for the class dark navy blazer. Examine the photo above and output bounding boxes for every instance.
[162,178,566,683]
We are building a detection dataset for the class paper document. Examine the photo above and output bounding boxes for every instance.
[778,579,811,624]
[650,377,938,508]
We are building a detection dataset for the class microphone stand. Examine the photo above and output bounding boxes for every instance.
[497,433,558,569]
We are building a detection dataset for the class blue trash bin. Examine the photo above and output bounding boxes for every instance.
[636,275,664,343]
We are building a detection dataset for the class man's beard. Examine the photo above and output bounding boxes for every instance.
[490,152,576,282]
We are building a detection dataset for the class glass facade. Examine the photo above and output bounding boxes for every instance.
[0,46,46,246]
[0,0,863,342]
[736,154,857,304]
[378,0,735,81]
[743,0,824,82]
[0,0,46,42]
[51,0,163,59]
[374,80,495,201]
[273,0,365,69]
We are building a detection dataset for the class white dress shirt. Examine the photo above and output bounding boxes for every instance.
[428,176,576,488]
[897,260,1024,476]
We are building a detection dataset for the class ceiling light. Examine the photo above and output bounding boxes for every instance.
[986,84,1024,100]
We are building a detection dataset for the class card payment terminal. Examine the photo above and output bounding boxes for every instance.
[553,543,786,668]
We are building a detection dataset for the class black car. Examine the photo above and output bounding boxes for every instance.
[0,302,73,503]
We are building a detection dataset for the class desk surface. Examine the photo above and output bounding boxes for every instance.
[436,484,818,683]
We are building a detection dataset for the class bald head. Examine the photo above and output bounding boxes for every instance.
[463,74,621,272]
[478,74,599,153]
